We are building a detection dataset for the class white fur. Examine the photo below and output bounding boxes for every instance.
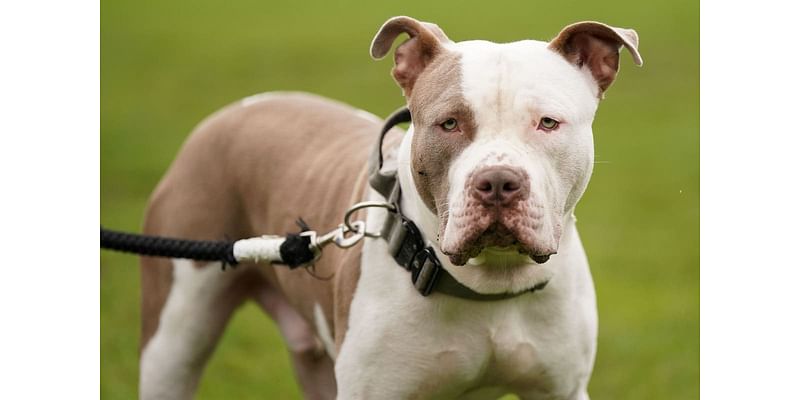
[241,91,284,107]
[140,260,232,400]
[335,39,601,399]
[314,302,337,359]
[454,40,598,212]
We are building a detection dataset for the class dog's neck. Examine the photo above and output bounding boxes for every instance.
[396,124,571,294]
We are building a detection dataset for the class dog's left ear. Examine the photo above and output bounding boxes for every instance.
[548,21,643,95]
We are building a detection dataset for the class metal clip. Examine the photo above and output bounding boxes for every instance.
[333,220,366,248]
[298,201,394,263]
[301,220,370,262]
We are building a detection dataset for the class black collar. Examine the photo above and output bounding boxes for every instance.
[368,108,548,300]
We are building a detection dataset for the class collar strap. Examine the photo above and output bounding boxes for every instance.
[369,108,547,301]
[368,107,411,199]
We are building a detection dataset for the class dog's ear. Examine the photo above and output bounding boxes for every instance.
[371,16,452,96]
[548,21,643,95]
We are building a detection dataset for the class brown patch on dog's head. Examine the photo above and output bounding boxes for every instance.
[407,52,476,231]
[371,16,476,243]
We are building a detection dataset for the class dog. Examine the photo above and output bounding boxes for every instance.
[137,16,641,399]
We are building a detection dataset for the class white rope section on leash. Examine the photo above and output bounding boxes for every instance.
[231,235,286,264]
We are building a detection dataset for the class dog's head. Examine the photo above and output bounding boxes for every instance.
[372,17,641,268]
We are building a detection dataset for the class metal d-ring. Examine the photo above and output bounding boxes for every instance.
[343,201,397,238]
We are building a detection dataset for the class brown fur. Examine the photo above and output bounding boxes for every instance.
[140,93,403,395]
[407,51,476,233]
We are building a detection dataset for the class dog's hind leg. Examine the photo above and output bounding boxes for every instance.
[254,284,337,400]
[139,259,253,400]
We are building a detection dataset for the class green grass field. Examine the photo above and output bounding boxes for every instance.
[100,0,699,398]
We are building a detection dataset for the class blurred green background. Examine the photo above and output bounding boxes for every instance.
[101,0,698,398]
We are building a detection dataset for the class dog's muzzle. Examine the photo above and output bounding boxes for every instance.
[441,166,557,266]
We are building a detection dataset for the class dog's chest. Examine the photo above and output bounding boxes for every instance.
[442,304,585,396]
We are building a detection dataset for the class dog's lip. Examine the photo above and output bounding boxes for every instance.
[441,222,557,266]
[464,246,555,266]
[531,254,551,264]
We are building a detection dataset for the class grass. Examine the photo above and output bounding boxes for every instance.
[100,0,699,398]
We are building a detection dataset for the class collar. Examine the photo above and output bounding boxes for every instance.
[368,108,548,301]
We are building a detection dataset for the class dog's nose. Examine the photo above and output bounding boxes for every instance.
[472,166,525,206]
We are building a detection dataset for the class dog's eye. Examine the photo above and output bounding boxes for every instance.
[440,118,459,132]
[539,117,559,131]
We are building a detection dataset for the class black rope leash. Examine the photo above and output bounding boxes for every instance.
[100,226,315,269]
[100,227,238,265]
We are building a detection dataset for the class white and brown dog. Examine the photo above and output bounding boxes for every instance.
[138,16,641,399]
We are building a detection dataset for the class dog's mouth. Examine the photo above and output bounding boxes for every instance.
[441,223,555,267]
[466,246,552,267]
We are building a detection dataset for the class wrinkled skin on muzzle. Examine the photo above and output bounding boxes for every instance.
[438,137,586,266]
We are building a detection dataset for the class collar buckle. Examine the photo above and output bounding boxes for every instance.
[410,247,442,297]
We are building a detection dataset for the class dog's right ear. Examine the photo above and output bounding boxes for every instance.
[370,16,452,96]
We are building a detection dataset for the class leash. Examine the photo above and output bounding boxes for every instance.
[100,108,546,300]
[100,215,372,270]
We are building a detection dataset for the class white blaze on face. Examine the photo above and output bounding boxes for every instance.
[443,39,600,257]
